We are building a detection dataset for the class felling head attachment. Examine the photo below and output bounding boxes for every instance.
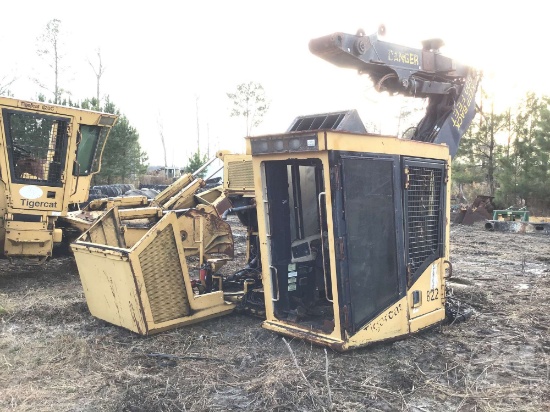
[308,27,481,157]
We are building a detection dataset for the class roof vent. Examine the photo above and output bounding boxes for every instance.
[287,109,367,134]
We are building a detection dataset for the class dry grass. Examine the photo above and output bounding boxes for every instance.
[0,221,549,411]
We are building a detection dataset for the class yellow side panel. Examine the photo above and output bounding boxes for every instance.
[344,296,409,350]
[409,308,446,333]
[408,259,446,320]
[73,250,147,335]
[85,208,126,248]
[123,227,148,248]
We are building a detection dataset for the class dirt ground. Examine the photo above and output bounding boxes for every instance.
[0,219,549,412]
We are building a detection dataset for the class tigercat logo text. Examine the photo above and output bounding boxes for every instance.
[21,199,58,208]
[19,101,56,112]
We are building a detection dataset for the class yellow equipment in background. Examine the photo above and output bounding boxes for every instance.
[0,97,117,261]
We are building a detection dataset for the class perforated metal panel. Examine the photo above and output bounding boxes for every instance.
[405,160,445,280]
[139,224,191,323]
[227,160,254,190]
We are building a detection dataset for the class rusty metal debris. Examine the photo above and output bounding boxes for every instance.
[453,195,494,225]
[484,220,550,234]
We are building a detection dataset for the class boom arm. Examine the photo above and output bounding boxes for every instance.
[309,28,481,157]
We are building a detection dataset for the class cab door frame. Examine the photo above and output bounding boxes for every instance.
[329,151,406,335]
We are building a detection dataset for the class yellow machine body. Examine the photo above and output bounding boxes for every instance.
[71,207,234,335]
[61,162,233,246]
[0,97,117,260]
[249,130,450,351]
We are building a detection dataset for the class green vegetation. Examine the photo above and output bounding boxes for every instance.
[182,151,209,178]
[227,81,269,136]
[454,92,550,213]
[80,97,148,185]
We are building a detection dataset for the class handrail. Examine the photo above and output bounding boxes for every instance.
[318,192,333,302]
[270,265,280,301]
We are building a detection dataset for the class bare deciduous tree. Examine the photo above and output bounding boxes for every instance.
[35,19,66,104]
[227,82,269,136]
[88,49,105,105]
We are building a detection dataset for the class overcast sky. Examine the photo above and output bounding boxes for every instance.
[1,1,547,165]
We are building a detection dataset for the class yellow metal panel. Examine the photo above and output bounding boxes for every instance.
[123,227,149,248]
[5,220,46,230]
[86,208,126,248]
[118,207,162,219]
[152,173,194,206]
[343,296,410,350]
[188,291,226,310]
[164,180,204,210]
[408,259,446,320]
[262,320,344,350]
[409,308,446,333]
[72,248,147,335]
[325,132,449,160]
[145,303,235,334]
[4,229,52,257]
[195,186,223,205]
[221,154,254,195]
[8,184,65,212]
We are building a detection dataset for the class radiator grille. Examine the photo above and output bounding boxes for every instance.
[406,165,443,277]
[139,224,190,323]
[227,160,254,189]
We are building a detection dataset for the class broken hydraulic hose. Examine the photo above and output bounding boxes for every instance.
[221,204,256,220]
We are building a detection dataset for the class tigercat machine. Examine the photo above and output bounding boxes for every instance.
[251,27,480,350]
[69,27,479,350]
[0,97,117,261]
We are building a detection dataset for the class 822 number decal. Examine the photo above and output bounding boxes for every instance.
[426,288,439,301]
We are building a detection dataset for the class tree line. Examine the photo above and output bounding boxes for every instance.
[454,91,550,213]
[0,19,148,185]
[35,19,148,185]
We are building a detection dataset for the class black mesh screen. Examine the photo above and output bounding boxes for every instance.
[342,157,400,331]
[406,163,444,279]
[4,110,69,187]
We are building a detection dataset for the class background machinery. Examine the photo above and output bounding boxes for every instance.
[71,27,480,350]
[0,97,117,261]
